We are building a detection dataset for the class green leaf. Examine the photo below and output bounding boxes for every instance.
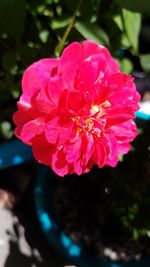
[115,0,150,13]
[51,18,71,30]
[121,33,130,48]
[0,121,13,139]
[39,30,49,44]
[140,54,150,73]
[75,22,110,46]
[0,0,26,43]
[120,58,133,74]
[113,15,123,31]
[122,9,141,54]
[10,82,20,99]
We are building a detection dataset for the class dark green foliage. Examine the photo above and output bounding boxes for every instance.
[115,0,150,14]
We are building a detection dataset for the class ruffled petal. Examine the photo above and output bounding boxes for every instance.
[32,135,55,166]
[22,58,59,92]
[45,117,73,145]
[93,141,107,168]
[51,150,70,176]
[59,42,84,87]
[109,120,138,143]
[48,75,64,105]
[20,117,45,144]
[82,40,119,74]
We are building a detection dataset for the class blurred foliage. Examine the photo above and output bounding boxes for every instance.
[140,54,150,73]
[115,0,150,13]
[0,0,149,140]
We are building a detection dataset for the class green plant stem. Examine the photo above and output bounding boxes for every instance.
[55,0,84,56]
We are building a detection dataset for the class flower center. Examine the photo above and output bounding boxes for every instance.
[73,100,111,137]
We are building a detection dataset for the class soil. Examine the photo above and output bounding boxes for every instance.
[52,122,150,263]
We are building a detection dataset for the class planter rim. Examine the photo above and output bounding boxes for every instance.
[136,102,150,121]
[35,165,150,267]
[0,138,33,170]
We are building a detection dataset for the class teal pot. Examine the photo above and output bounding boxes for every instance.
[35,165,150,267]
[135,103,150,121]
[0,138,33,170]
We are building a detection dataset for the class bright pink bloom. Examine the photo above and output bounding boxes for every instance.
[13,40,140,176]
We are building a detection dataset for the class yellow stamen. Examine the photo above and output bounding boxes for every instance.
[103,100,111,108]
[92,105,99,112]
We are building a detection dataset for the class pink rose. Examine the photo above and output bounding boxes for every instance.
[13,40,140,176]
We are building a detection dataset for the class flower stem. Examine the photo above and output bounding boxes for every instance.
[55,0,84,56]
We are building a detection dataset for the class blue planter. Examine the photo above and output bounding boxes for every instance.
[135,106,150,122]
[35,165,150,267]
[0,138,33,170]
